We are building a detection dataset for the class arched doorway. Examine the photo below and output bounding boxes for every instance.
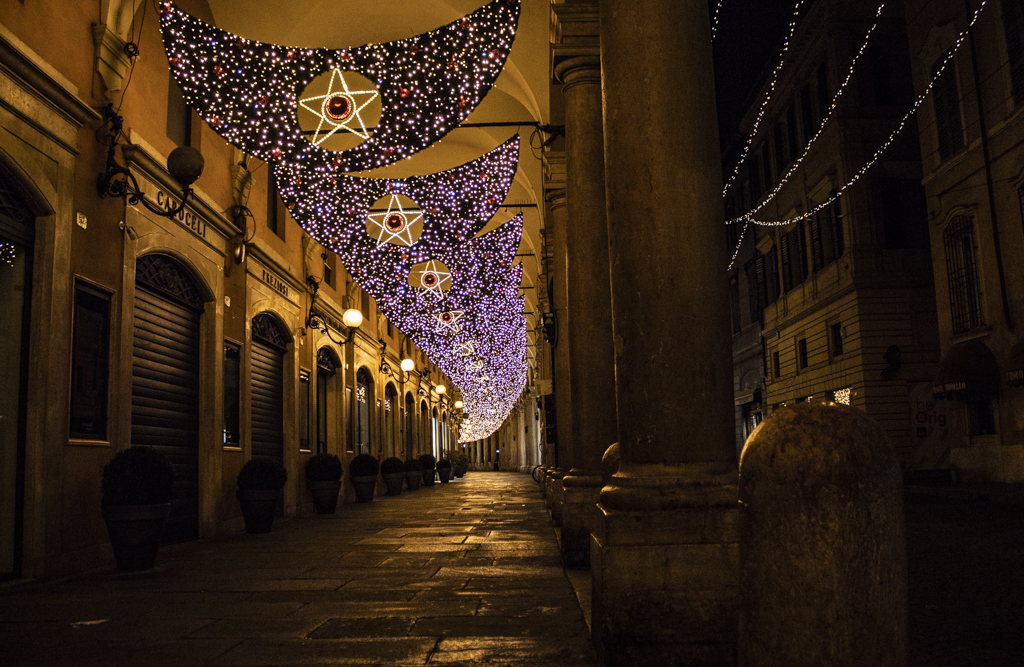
[0,171,33,578]
[131,253,205,543]
[356,368,374,455]
[315,347,340,454]
[404,393,415,460]
[251,313,289,463]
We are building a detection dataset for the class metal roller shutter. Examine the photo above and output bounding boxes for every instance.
[131,285,201,544]
[250,339,285,462]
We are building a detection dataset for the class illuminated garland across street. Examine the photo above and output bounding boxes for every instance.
[274,137,528,441]
[159,0,528,440]
[159,0,520,172]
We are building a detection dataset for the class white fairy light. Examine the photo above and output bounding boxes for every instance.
[737,0,988,228]
[737,1,887,220]
[722,0,807,197]
[711,0,725,41]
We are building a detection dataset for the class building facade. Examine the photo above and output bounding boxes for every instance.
[727,0,944,466]
[904,0,1024,481]
[0,0,493,581]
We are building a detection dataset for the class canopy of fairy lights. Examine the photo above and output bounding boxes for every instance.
[159,0,527,441]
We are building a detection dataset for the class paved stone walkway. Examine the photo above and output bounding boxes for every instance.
[0,473,596,666]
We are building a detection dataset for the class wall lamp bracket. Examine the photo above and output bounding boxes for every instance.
[96,105,205,219]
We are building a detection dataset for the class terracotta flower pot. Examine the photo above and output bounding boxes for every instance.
[383,473,404,496]
[351,475,377,503]
[308,480,341,514]
[102,503,171,572]
[237,489,281,533]
[405,470,422,491]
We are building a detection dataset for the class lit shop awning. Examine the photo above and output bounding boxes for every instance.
[932,339,1000,398]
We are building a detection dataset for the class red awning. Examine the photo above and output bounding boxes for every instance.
[1008,339,1024,388]
[932,339,1001,398]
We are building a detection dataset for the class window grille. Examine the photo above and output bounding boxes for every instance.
[943,215,984,334]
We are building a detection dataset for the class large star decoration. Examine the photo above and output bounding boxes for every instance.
[433,310,464,334]
[298,69,379,145]
[411,260,452,301]
[366,194,423,247]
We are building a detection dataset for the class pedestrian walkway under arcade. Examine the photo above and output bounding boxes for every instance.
[0,474,596,666]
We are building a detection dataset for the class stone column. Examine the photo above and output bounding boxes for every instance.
[546,187,571,525]
[593,0,738,664]
[555,55,616,568]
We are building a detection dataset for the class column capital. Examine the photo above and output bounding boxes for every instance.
[545,188,566,210]
[551,1,600,84]
[554,56,601,89]
[542,150,566,192]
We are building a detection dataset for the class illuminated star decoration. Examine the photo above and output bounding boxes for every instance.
[411,260,453,301]
[458,342,475,356]
[433,310,464,334]
[366,194,423,248]
[159,0,521,172]
[298,69,379,144]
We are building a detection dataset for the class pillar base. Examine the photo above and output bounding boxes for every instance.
[591,465,739,666]
[560,471,602,569]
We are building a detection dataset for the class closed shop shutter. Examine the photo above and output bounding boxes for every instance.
[251,314,286,462]
[131,255,203,544]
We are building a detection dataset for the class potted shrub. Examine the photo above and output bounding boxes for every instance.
[381,457,404,496]
[101,446,175,571]
[350,454,380,503]
[419,453,436,486]
[237,457,287,533]
[305,453,343,514]
[404,458,423,491]
[437,458,453,483]
[451,451,469,478]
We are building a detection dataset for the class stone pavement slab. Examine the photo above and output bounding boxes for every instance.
[0,473,597,666]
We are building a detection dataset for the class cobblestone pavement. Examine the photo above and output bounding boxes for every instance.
[0,473,596,666]
[906,491,1024,666]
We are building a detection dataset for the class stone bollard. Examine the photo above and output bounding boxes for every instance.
[738,402,907,667]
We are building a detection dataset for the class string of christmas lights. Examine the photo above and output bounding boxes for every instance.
[159,0,520,172]
[711,0,724,41]
[735,1,887,220]
[721,0,807,197]
[0,242,15,267]
[732,0,988,229]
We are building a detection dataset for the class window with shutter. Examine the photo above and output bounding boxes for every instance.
[810,211,824,271]
[1004,0,1024,103]
[794,220,809,283]
[787,106,799,162]
[773,124,786,175]
[780,234,793,293]
[932,55,964,160]
[766,245,780,305]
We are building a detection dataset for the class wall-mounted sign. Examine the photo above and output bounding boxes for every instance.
[261,268,289,298]
[155,190,207,239]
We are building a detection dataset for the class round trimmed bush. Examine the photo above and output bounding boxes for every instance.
[403,458,422,472]
[381,457,404,475]
[418,453,436,470]
[350,453,380,477]
[102,446,175,506]
[237,457,287,491]
[436,458,453,469]
[305,453,343,482]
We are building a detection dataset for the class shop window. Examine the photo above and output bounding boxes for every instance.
[69,284,111,440]
[356,368,373,455]
[966,396,998,436]
[1004,0,1024,103]
[345,386,354,452]
[830,322,844,358]
[932,55,964,160]
[943,215,984,334]
[223,342,240,446]
[299,370,311,452]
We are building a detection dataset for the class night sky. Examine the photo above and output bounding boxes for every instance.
[711,0,794,150]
